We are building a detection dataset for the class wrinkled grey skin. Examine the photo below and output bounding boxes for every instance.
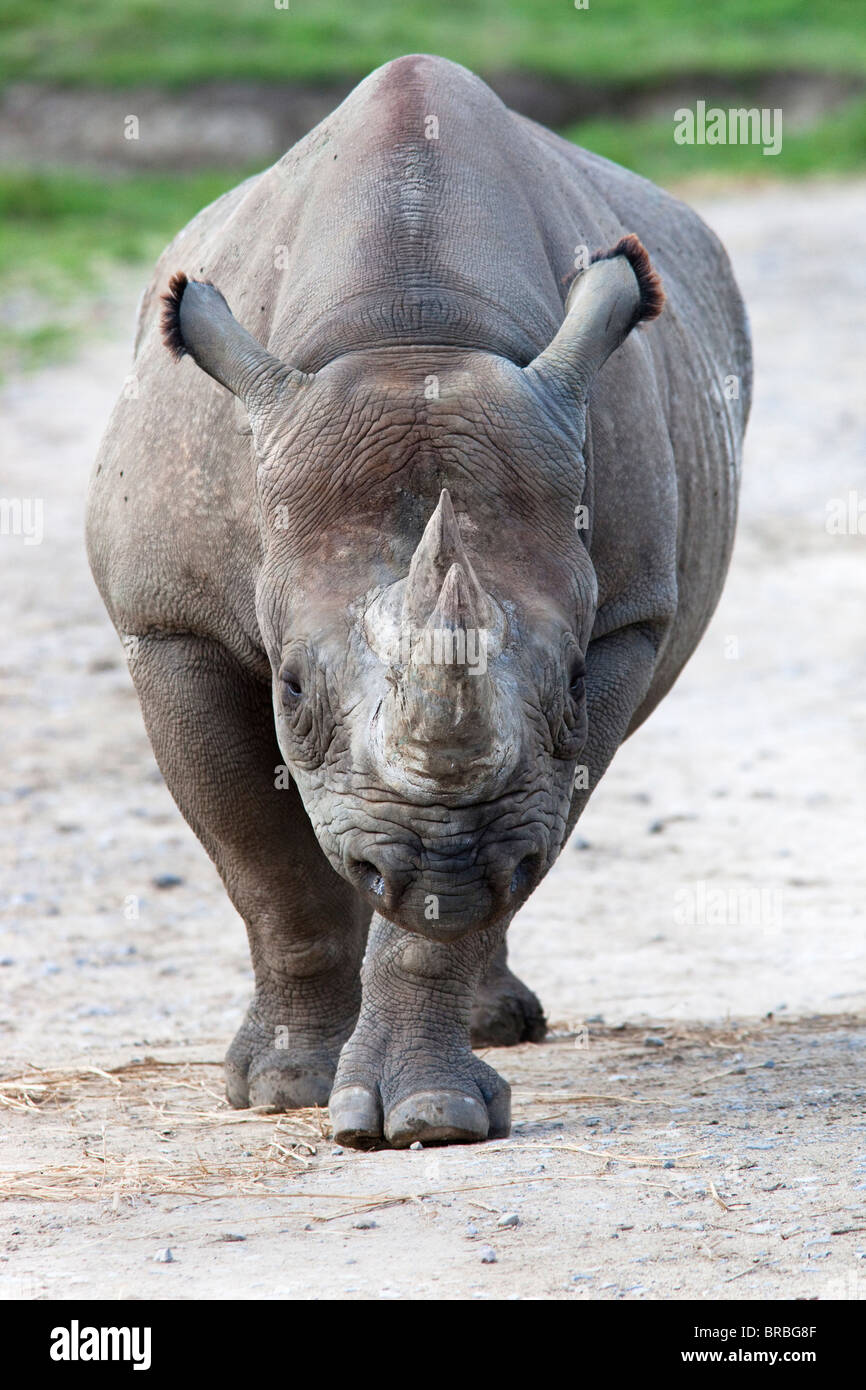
[87,55,751,1148]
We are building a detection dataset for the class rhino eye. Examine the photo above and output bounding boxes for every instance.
[568,657,586,700]
[281,670,303,701]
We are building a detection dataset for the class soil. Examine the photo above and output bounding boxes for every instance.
[1,177,865,1300]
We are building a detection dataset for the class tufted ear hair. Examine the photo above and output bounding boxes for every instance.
[525,235,664,405]
[160,272,311,420]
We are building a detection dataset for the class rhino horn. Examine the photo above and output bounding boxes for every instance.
[401,489,494,629]
[384,560,501,780]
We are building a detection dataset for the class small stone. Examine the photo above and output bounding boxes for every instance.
[154,1248,174,1263]
[352,1219,377,1230]
[465,1224,479,1238]
[152,873,184,889]
[663,1159,676,1170]
[409,1141,423,1150]
[480,1246,497,1264]
[331,1146,344,1156]
[644,1036,665,1048]
[216,1233,246,1242]
[497,1213,520,1228]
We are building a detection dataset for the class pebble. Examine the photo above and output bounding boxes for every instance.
[409,1141,423,1150]
[152,873,184,889]
[663,1159,676,1169]
[331,1146,344,1156]
[465,1224,479,1238]
[352,1219,377,1230]
[497,1213,520,1228]
[154,1248,174,1263]
[644,1036,665,1048]
[480,1246,497,1264]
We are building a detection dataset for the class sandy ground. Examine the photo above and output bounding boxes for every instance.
[1,178,865,1301]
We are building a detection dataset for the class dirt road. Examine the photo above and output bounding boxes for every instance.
[1,179,865,1300]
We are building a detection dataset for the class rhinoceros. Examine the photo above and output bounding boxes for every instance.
[87,54,751,1148]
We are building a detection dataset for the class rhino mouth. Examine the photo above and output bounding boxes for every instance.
[342,826,548,940]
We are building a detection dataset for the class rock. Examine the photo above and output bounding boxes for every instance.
[480,1246,497,1264]
[409,1141,423,1150]
[352,1219,377,1230]
[497,1212,520,1228]
[154,1248,174,1263]
[152,873,184,889]
[331,1146,344,1156]
[644,1036,665,1047]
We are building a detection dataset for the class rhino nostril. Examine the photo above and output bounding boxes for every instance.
[510,854,539,896]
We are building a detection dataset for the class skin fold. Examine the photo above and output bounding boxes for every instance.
[86,55,751,1148]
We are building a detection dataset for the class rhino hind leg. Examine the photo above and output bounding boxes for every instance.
[330,915,512,1149]
[126,633,369,1110]
[470,941,547,1046]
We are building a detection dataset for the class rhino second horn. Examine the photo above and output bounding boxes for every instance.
[388,563,500,777]
[402,489,494,629]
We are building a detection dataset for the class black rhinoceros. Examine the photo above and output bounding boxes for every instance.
[87,55,751,1148]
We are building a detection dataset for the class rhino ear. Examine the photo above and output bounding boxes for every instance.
[525,235,664,404]
[160,272,309,418]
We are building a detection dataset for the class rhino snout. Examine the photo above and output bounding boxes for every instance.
[343,833,546,940]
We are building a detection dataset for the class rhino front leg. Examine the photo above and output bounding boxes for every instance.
[471,940,547,1046]
[330,915,511,1148]
[127,633,369,1109]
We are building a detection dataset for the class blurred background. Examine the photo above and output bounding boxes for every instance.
[0,0,864,374]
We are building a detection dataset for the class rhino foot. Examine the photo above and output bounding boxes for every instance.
[225,1004,352,1110]
[471,963,547,1047]
[330,1048,510,1150]
[329,915,512,1149]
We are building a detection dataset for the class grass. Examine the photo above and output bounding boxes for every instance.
[1,0,865,87]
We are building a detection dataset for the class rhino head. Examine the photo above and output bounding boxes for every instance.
[161,236,662,939]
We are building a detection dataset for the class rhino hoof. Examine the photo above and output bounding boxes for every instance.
[328,1085,385,1149]
[330,1080,511,1150]
[386,1088,509,1148]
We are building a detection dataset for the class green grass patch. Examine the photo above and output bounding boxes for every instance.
[1,0,865,87]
